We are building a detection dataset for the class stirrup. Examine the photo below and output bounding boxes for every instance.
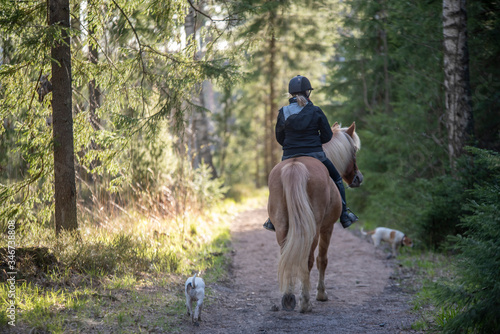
[347,208,358,220]
[263,219,275,232]
[340,209,358,228]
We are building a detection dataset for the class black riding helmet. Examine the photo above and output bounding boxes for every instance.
[288,75,314,95]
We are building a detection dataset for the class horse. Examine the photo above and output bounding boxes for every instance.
[267,122,362,313]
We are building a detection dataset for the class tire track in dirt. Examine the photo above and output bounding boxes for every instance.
[180,208,421,334]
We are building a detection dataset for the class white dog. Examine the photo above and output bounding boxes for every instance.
[361,227,413,258]
[185,273,205,326]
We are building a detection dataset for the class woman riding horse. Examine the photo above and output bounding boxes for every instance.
[264,75,358,231]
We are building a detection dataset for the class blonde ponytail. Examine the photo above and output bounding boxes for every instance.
[294,94,308,107]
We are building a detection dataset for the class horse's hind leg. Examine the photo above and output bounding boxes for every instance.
[299,273,313,313]
[298,252,313,312]
[316,227,333,301]
[281,283,296,311]
[299,237,318,312]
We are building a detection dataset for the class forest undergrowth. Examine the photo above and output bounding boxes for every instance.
[0,188,268,333]
[0,187,487,333]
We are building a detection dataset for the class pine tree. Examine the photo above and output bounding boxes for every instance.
[433,148,500,333]
[0,0,240,229]
[323,0,446,229]
[230,0,329,185]
[49,0,78,233]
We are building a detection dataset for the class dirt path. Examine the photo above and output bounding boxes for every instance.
[181,208,420,334]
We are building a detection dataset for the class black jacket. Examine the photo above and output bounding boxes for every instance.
[275,98,333,156]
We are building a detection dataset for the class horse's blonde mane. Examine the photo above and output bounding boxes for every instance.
[322,123,361,175]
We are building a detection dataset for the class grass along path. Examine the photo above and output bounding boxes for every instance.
[0,193,268,333]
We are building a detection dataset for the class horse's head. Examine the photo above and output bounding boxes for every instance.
[342,123,363,188]
[323,122,363,188]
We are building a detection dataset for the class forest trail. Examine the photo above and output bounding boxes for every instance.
[180,208,421,334]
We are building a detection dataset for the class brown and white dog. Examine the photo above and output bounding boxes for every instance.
[361,227,413,258]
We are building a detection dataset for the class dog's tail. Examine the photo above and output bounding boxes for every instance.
[192,273,197,289]
[361,228,375,235]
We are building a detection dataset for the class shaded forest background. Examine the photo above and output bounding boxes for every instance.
[1,0,499,332]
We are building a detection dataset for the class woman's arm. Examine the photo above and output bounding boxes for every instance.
[275,109,286,146]
[317,108,333,143]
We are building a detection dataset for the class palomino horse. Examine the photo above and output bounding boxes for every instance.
[267,122,362,313]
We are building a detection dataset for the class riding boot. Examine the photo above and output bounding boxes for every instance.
[263,218,275,232]
[335,180,358,228]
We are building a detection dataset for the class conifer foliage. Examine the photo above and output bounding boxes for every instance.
[0,0,239,230]
[433,148,500,333]
[320,0,499,331]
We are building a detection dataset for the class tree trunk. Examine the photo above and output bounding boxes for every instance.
[89,27,101,131]
[443,0,473,167]
[88,25,101,203]
[184,3,217,178]
[197,81,218,179]
[269,30,279,169]
[266,10,279,182]
[380,29,391,114]
[49,0,78,233]
[218,88,232,178]
[184,6,199,171]
[264,94,271,183]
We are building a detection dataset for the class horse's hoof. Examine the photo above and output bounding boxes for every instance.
[316,292,328,302]
[299,303,312,313]
[281,293,296,311]
[193,321,200,327]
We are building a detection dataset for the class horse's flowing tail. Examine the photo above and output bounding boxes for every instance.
[278,161,316,294]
